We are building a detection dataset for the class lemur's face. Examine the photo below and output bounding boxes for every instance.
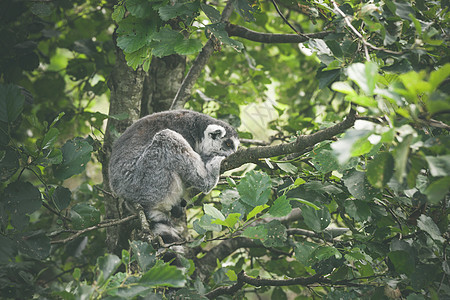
[199,124,239,158]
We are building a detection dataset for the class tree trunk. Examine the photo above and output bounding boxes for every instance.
[102,43,186,254]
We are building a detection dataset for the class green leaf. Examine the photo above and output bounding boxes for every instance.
[40,127,59,150]
[241,224,267,239]
[158,2,199,21]
[112,4,126,22]
[213,212,241,229]
[343,169,379,201]
[97,254,121,285]
[314,246,342,261]
[331,129,370,164]
[194,214,222,233]
[53,138,93,180]
[425,155,450,177]
[201,3,221,23]
[226,269,237,281]
[246,204,269,221]
[237,171,272,207]
[294,241,316,265]
[344,200,371,222]
[174,38,203,55]
[301,205,331,232]
[53,186,71,210]
[393,135,413,182]
[233,0,256,21]
[116,16,157,53]
[268,195,292,217]
[0,148,19,181]
[139,262,186,287]
[204,203,225,221]
[388,251,415,275]
[0,235,17,263]
[326,40,343,57]
[150,28,184,57]
[205,23,244,51]
[289,198,321,210]
[17,231,51,259]
[126,0,155,18]
[429,63,450,90]
[310,147,340,173]
[70,203,100,230]
[261,220,287,247]
[347,62,378,96]
[0,84,25,123]
[130,240,156,272]
[4,181,42,215]
[276,162,298,174]
[424,176,450,204]
[417,214,445,242]
[331,81,356,95]
[367,152,394,188]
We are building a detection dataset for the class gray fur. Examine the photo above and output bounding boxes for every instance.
[109,110,239,244]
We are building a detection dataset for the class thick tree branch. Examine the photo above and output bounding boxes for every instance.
[170,1,234,110]
[226,23,332,43]
[222,108,356,171]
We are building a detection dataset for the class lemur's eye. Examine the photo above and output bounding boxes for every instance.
[225,140,233,148]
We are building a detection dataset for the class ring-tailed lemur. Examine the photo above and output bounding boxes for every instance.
[109,110,239,246]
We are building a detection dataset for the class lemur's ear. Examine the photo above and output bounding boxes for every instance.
[209,129,223,140]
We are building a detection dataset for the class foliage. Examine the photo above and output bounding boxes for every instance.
[1,0,449,299]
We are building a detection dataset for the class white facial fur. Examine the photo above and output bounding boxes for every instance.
[199,124,238,157]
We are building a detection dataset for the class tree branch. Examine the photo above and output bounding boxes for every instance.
[226,23,332,43]
[50,214,138,244]
[169,1,234,110]
[222,108,356,171]
[206,272,325,298]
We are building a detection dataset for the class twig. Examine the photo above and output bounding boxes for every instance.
[169,1,234,110]
[331,0,402,59]
[51,214,138,244]
[270,0,304,36]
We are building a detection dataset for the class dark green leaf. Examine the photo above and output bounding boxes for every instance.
[424,176,450,204]
[301,205,331,232]
[17,231,50,260]
[70,203,100,230]
[367,152,394,188]
[343,169,379,201]
[116,16,157,53]
[314,246,342,261]
[0,235,17,263]
[0,148,19,181]
[232,0,256,21]
[126,0,155,18]
[0,84,25,123]
[139,262,186,287]
[344,200,371,222]
[150,28,184,57]
[237,171,272,207]
[130,240,156,272]
[261,220,287,247]
[53,138,93,180]
[388,250,415,275]
[53,186,71,211]
[201,3,221,23]
[158,2,199,21]
[4,181,42,215]
[294,241,316,265]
